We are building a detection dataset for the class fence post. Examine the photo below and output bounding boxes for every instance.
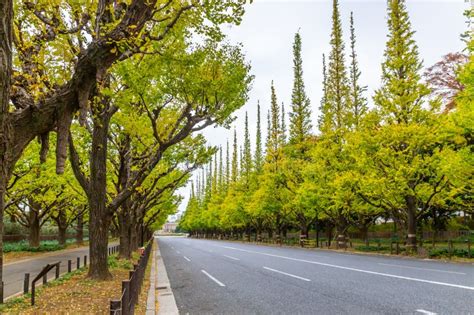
[24,273,30,294]
[42,273,47,285]
[68,260,72,273]
[122,280,131,315]
[55,263,60,279]
[110,299,121,315]
[468,239,471,259]
[77,257,80,269]
[84,255,87,266]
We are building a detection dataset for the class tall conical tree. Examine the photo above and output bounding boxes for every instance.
[348,12,368,129]
[321,0,350,133]
[268,81,283,156]
[226,140,230,188]
[231,129,238,183]
[212,152,218,194]
[242,112,252,183]
[374,0,429,124]
[266,109,271,151]
[289,31,312,143]
[281,102,286,144]
[318,54,329,131]
[254,102,263,173]
[218,146,223,192]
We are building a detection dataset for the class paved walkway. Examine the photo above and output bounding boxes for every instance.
[4,241,119,299]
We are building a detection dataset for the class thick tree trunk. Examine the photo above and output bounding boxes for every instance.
[118,210,131,259]
[28,211,41,248]
[57,209,68,246]
[0,0,13,301]
[406,195,417,252]
[88,104,113,280]
[76,213,84,245]
[58,225,67,246]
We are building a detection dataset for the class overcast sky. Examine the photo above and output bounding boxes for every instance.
[173,0,470,217]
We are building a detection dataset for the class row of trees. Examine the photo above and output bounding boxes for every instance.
[0,0,253,289]
[180,0,473,251]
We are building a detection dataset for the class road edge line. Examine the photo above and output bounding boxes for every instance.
[156,237,179,315]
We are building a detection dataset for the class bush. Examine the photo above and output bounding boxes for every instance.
[428,248,471,258]
[355,245,389,252]
[3,240,75,253]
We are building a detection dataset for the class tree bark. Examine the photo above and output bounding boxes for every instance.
[87,103,113,280]
[406,195,417,251]
[57,209,68,246]
[76,212,84,245]
[118,209,131,259]
[28,210,41,248]
[0,0,13,301]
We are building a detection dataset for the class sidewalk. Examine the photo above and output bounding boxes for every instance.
[146,237,178,315]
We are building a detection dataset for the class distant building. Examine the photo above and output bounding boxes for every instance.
[162,222,178,233]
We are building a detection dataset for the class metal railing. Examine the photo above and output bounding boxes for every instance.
[110,240,153,315]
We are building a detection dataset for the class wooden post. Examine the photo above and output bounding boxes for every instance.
[110,299,121,315]
[122,280,131,315]
[77,257,80,269]
[24,273,30,294]
[68,260,72,273]
[468,239,471,259]
[84,255,87,266]
[55,263,60,279]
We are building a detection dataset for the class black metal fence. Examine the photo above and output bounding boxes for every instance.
[110,240,153,315]
[14,244,120,305]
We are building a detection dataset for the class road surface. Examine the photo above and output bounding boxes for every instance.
[159,237,474,315]
[4,242,119,299]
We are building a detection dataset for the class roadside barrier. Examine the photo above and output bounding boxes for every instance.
[18,244,120,306]
[110,239,153,315]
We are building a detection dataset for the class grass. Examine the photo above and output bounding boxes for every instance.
[0,251,151,314]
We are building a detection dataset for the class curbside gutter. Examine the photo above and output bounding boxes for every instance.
[151,237,179,315]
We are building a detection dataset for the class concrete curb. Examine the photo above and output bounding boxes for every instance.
[155,237,179,315]
[146,238,158,314]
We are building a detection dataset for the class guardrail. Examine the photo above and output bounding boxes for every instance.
[110,240,153,315]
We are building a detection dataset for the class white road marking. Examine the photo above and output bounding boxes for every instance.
[201,270,226,287]
[263,266,311,282]
[220,246,474,291]
[416,309,437,315]
[223,255,240,261]
[378,263,466,275]
[183,256,191,262]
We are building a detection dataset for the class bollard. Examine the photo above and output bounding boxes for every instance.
[84,255,87,266]
[43,273,47,285]
[68,260,72,273]
[448,240,453,259]
[0,281,3,304]
[468,239,471,259]
[24,273,30,294]
[55,263,60,279]
[77,257,80,269]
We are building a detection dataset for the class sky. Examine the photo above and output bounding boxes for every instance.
[171,0,471,219]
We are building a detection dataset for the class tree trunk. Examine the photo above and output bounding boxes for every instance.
[0,0,13,300]
[28,211,41,248]
[76,212,84,245]
[406,195,417,252]
[58,225,67,246]
[87,103,113,280]
[118,209,131,259]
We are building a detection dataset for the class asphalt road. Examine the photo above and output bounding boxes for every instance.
[4,242,119,299]
[159,237,474,315]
